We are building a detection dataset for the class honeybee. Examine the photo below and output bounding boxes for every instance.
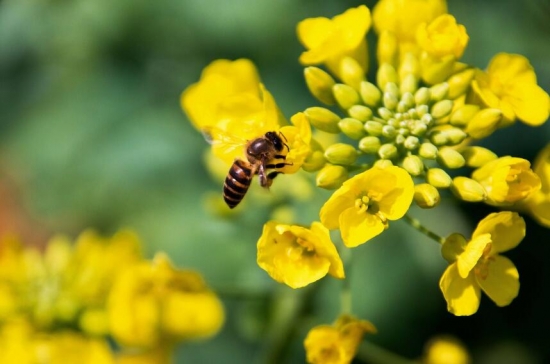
[203,128,291,208]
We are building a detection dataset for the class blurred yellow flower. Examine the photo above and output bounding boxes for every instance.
[117,346,173,364]
[304,315,376,364]
[373,0,447,43]
[472,156,541,206]
[278,112,312,174]
[521,143,550,227]
[320,166,414,247]
[423,336,470,364]
[440,211,524,316]
[471,53,550,126]
[416,14,468,59]
[297,6,371,78]
[108,253,224,348]
[256,221,344,289]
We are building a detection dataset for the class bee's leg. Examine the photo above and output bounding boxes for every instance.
[258,163,270,187]
[265,171,281,187]
[273,154,286,160]
[266,161,293,169]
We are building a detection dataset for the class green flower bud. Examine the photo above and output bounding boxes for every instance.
[359,136,381,153]
[378,107,393,120]
[401,92,415,108]
[429,130,449,146]
[448,68,475,99]
[316,164,348,189]
[364,121,384,136]
[461,146,498,168]
[304,107,341,134]
[304,67,336,105]
[442,233,467,263]
[324,143,358,165]
[360,81,382,107]
[426,168,452,188]
[450,104,480,126]
[410,121,428,136]
[333,84,360,110]
[431,99,453,120]
[398,52,420,80]
[377,63,398,90]
[384,82,399,97]
[302,150,326,172]
[416,104,429,117]
[414,183,440,208]
[400,74,418,95]
[395,134,405,145]
[419,142,438,159]
[383,92,398,110]
[403,136,420,150]
[378,143,398,159]
[403,155,424,176]
[414,87,430,106]
[348,105,372,122]
[338,118,365,140]
[374,159,394,168]
[429,82,449,102]
[382,125,397,138]
[437,147,466,169]
[466,108,503,139]
[451,177,487,202]
[339,56,365,90]
[445,128,468,145]
[421,113,434,127]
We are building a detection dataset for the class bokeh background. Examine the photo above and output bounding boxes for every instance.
[1,0,550,363]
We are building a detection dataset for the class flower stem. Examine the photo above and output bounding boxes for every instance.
[339,241,353,315]
[403,214,445,244]
[357,341,417,364]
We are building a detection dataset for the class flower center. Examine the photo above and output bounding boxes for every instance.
[286,237,316,260]
[473,243,494,280]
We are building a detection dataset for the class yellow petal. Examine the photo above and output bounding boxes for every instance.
[473,212,525,254]
[456,234,491,279]
[304,325,346,364]
[339,207,385,247]
[533,143,550,192]
[439,264,481,316]
[487,53,537,86]
[320,184,357,230]
[370,166,415,220]
[476,255,519,307]
[504,82,550,126]
[297,17,334,51]
[310,222,345,279]
[332,5,371,50]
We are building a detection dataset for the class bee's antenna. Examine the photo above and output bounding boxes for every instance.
[279,132,290,151]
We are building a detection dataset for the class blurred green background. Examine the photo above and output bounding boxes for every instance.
[1,0,550,363]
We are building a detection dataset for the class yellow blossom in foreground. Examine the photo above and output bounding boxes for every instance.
[472,156,541,206]
[108,253,224,348]
[297,6,371,78]
[471,53,550,126]
[417,14,468,60]
[257,221,344,289]
[278,112,313,174]
[373,0,447,43]
[423,336,470,364]
[304,315,376,364]
[320,166,414,247]
[521,143,550,227]
[440,211,524,316]
[117,346,173,364]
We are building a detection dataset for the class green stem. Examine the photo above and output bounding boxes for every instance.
[338,240,353,315]
[403,214,445,244]
[357,341,417,364]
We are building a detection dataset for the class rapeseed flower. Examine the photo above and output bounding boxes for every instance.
[257,221,344,288]
[304,314,376,364]
[440,211,524,316]
[520,143,550,227]
[320,166,414,247]
[423,336,470,364]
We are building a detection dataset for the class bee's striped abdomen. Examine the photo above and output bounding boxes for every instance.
[223,159,252,208]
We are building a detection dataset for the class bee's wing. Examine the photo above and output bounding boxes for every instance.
[202,126,248,148]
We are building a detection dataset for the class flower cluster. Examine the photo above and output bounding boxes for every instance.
[0,230,224,363]
[181,0,549,362]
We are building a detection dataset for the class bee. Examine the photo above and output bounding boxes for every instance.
[204,128,291,208]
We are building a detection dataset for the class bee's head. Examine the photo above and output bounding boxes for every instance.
[265,131,289,152]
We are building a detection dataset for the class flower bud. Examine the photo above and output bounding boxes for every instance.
[364,120,384,136]
[403,155,424,176]
[378,107,393,121]
[450,104,480,126]
[429,130,449,146]
[426,168,452,188]
[410,121,428,136]
[316,164,348,189]
[398,52,421,81]
[414,183,440,208]
[377,63,398,90]
[358,136,381,154]
[383,92,398,110]
[431,99,453,120]
[442,233,467,263]
[360,81,382,107]
[466,108,502,139]
[378,143,398,159]
[348,105,372,122]
[374,159,393,168]
[377,30,398,65]
[419,142,438,159]
[304,107,341,134]
[437,147,465,169]
[304,67,336,105]
[448,68,475,99]
[414,87,431,106]
[403,136,420,150]
[324,143,358,165]
[445,128,468,145]
[302,150,326,172]
[420,53,455,85]
[382,125,397,138]
[451,177,486,202]
[429,82,449,102]
[339,57,365,90]
[461,146,497,168]
[338,118,365,140]
[400,74,418,95]
[416,104,429,117]
[333,84,360,110]
[401,92,415,108]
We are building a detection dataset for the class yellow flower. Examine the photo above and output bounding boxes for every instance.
[423,336,470,364]
[472,156,541,206]
[416,14,468,59]
[373,0,447,43]
[304,315,376,364]
[257,221,344,289]
[278,112,313,174]
[470,53,550,126]
[320,166,414,247]
[297,6,371,78]
[439,211,524,316]
[180,58,261,130]
[521,143,550,227]
[117,346,173,364]
[108,253,224,348]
